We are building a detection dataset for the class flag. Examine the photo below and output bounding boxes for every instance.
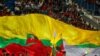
[0,14,100,48]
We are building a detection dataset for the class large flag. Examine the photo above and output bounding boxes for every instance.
[0,14,100,48]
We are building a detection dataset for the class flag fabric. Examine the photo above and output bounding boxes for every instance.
[0,13,100,48]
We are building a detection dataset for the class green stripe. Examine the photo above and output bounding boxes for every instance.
[76,43,100,48]
[0,34,99,48]
[0,34,34,48]
[56,39,63,47]
[0,36,26,48]
[41,39,63,47]
[41,39,52,46]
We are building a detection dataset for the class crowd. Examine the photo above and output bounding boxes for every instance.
[0,0,97,30]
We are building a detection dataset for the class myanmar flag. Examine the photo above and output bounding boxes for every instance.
[0,14,100,48]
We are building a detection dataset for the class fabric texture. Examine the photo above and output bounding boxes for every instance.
[0,14,100,48]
